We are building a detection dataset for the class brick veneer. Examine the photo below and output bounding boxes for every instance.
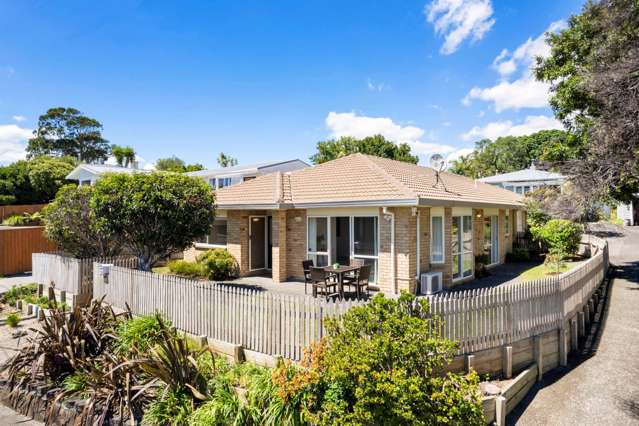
[473,209,485,257]
[284,209,306,281]
[499,209,507,264]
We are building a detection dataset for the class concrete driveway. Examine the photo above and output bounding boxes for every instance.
[508,225,639,425]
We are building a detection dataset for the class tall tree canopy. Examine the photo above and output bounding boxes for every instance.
[535,0,639,203]
[26,107,110,163]
[111,145,136,168]
[449,130,577,179]
[0,156,76,205]
[155,156,204,173]
[310,135,419,165]
[217,152,238,168]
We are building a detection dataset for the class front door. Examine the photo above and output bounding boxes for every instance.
[249,216,266,270]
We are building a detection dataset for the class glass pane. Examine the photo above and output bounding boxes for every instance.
[505,214,510,234]
[308,217,328,253]
[431,216,443,262]
[309,254,328,267]
[451,217,460,255]
[452,254,461,279]
[463,253,473,277]
[491,216,499,264]
[505,186,514,192]
[354,217,378,256]
[462,216,472,252]
[515,186,523,194]
[354,257,377,283]
[523,186,530,193]
[484,217,492,262]
[210,219,227,245]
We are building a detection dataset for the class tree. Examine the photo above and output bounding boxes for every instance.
[535,0,639,203]
[273,293,484,425]
[155,156,203,173]
[91,173,216,271]
[26,107,110,163]
[449,130,577,178]
[111,145,136,168]
[217,152,238,168]
[43,185,123,257]
[0,156,76,204]
[310,135,419,165]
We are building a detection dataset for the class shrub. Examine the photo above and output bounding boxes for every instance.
[273,293,485,425]
[0,194,16,205]
[544,248,567,275]
[1,212,42,226]
[196,249,238,280]
[6,313,21,328]
[506,248,531,262]
[2,283,37,306]
[143,388,194,426]
[531,219,583,256]
[167,260,207,279]
[115,314,172,354]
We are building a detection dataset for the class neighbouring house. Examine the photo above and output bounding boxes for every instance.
[66,163,150,186]
[479,164,637,226]
[185,153,524,293]
[185,159,309,190]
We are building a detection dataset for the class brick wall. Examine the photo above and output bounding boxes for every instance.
[395,207,416,293]
[418,207,430,275]
[271,210,287,282]
[378,208,393,293]
[284,209,306,281]
[473,208,485,257]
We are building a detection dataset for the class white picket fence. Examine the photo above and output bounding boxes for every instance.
[92,236,608,360]
[33,252,138,296]
[93,266,364,360]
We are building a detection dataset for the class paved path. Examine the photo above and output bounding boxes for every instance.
[509,225,639,425]
[0,274,35,293]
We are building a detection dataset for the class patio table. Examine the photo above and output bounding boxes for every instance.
[323,265,360,299]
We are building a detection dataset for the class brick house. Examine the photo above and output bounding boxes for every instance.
[185,154,524,293]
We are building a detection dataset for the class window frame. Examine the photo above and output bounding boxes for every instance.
[195,217,228,249]
[452,215,473,281]
[430,215,445,264]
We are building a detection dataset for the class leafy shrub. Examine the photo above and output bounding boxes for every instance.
[115,314,172,354]
[506,248,531,262]
[2,283,37,306]
[196,249,238,280]
[167,260,207,278]
[544,248,567,275]
[143,388,194,426]
[0,194,16,205]
[1,212,42,226]
[531,219,583,256]
[6,313,21,328]
[273,292,485,425]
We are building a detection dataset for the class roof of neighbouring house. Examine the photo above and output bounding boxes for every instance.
[66,164,150,180]
[185,159,309,178]
[477,164,566,184]
[214,153,524,209]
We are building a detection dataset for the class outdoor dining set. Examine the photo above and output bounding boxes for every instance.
[302,259,371,300]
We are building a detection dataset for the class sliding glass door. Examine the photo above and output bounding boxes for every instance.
[484,216,499,265]
[307,217,329,266]
[452,215,473,280]
[353,216,378,283]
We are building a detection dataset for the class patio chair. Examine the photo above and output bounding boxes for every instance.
[350,264,371,299]
[310,267,339,301]
[302,259,314,294]
[343,258,365,285]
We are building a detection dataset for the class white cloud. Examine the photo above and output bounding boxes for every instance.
[464,20,566,111]
[105,154,155,170]
[446,147,474,165]
[12,115,26,122]
[0,124,32,165]
[426,0,495,55]
[325,112,457,158]
[461,115,563,141]
[367,78,389,92]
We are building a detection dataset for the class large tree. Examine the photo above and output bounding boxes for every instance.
[535,0,639,203]
[449,130,577,178]
[310,135,419,165]
[155,156,204,173]
[91,172,215,270]
[217,152,238,168]
[0,156,76,204]
[111,145,136,168]
[26,107,110,163]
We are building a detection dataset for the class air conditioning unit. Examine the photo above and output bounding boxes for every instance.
[419,272,443,295]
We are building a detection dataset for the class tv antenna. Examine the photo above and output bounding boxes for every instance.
[429,153,457,194]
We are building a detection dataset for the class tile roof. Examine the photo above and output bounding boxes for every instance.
[66,164,150,180]
[215,153,523,208]
[478,165,566,184]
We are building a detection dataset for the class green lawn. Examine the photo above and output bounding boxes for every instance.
[519,261,582,281]
[152,266,170,274]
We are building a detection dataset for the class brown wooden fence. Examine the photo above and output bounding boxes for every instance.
[0,204,47,221]
[0,226,57,275]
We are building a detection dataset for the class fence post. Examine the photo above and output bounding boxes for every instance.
[559,323,568,366]
[571,318,579,351]
[502,346,512,379]
[578,311,586,337]
[534,335,543,381]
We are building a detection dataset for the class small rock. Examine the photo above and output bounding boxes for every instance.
[480,382,502,395]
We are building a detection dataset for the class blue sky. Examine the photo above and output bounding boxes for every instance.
[0,0,585,168]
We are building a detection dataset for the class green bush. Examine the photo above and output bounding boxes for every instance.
[143,388,194,426]
[531,219,583,256]
[167,260,207,279]
[2,283,38,306]
[273,292,485,425]
[115,314,172,354]
[196,249,238,280]
[1,212,42,226]
[0,194,16,205]
[6,313,21,328]
[506,248,531,262]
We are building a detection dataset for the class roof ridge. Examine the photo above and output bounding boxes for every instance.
[358,154,418,199]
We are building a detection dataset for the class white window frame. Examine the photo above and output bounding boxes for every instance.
[452,215,473,282]
[430,215,445,264]
[307,216,330,267]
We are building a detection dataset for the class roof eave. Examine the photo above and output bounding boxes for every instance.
[417,197,523,210]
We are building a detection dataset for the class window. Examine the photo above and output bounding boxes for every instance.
[353,216,378,283]
[430,216,444,263]
[505,186,514,192]
[208,178,216,187]
[452,215,473,280]
[505,212,510,235]
[307,217,329,266]
[484,216,499,265]
[196,218,227,246]
[515,186,523,194]
[217,177,232,188]
[80,180,92,186]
